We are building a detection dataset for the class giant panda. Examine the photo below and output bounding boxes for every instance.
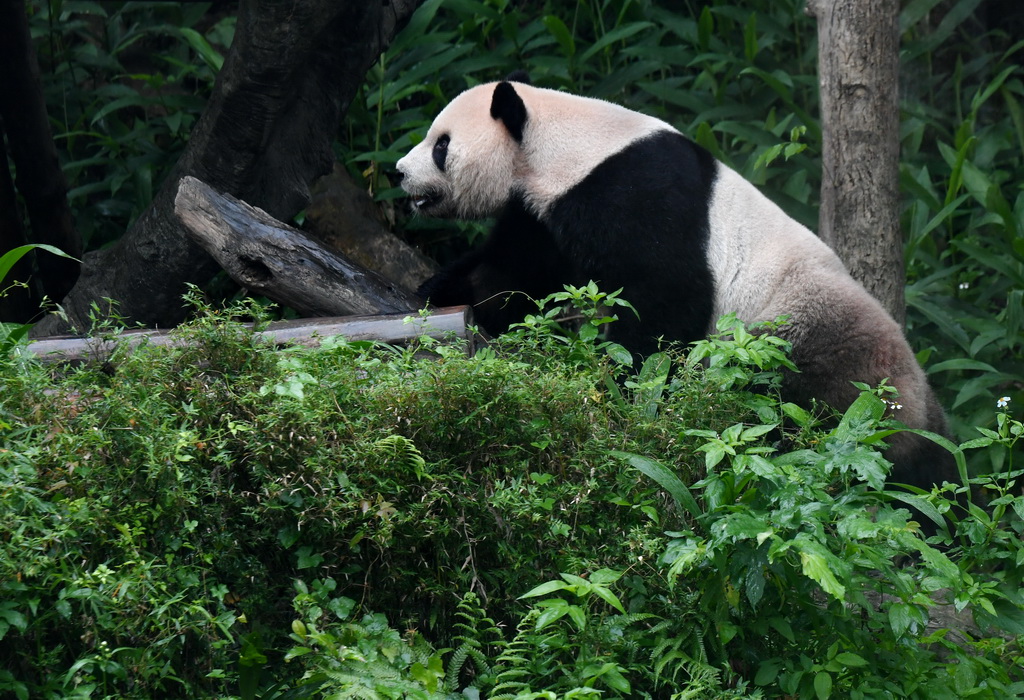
[395,73,956,490]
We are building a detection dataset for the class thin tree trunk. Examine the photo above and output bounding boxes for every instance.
[33,0,422,337]
[0,0,82,308]
[808,0,904,326]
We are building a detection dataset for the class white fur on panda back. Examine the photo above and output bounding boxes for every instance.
[706,165,850,326]
[706,165,933,431]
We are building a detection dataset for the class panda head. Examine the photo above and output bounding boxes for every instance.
[396,73,532,220]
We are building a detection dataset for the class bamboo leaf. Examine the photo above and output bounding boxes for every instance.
[611,451,701,519]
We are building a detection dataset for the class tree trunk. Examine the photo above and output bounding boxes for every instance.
[808,0,904,326]
[0,0,82,311]
[33,0,421,337]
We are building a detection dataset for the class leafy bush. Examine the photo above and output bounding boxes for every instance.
[0,291,714,697]
[3,293,1023,698]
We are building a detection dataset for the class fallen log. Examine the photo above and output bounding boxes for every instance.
[25,307,475,364]
[173,175,422,318]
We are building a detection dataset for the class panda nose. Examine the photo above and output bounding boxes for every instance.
[394,168,405,183]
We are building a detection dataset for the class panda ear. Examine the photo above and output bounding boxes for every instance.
[491,81,527,143]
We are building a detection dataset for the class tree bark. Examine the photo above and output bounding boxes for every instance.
[33,0,421,337]
[174,176,422,317]
[0,0,82,308]
[305,165,439,292]
[808,0,905,326]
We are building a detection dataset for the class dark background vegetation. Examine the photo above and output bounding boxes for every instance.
[2,0,1023,698]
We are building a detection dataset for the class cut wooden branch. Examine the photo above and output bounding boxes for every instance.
[26,307,475,364]
[174,175,422,318]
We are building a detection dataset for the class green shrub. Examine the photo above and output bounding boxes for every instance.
[3,293,1022,698]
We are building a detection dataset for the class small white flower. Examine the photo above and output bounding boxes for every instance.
[997,396,1011,409]
[958,282,970,290]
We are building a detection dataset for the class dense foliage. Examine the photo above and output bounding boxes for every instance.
[2,291,1023,698]
[6,0,1024,697]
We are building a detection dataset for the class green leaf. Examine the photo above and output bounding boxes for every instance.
[741,423,778,442]
[887,492,945,528]
[611,451,701,519]
[781,402,812,427]
[719,512,772,542]
[542,15,575,58]
[560,573,590,589]
[768,615,795,642]
[535,603,568,631]
[178,27,224,71]
[888,602,915,638]
[697,6,713,51]
[519,580,572,599]
[833,651,868,667]
[283,646,313,661]
[754,660,780,686]
[907,297,972,354]
[603,341,633,366]
[590,585,625,614]
[797,545,846,601]
[296,547,323,570]
[836,391,886,436]
[566,604,586,631]
[636,351,670,417]
[1,244,78,285]
[0,606,27,635]
[579,21,655,64]
[0,323,31,351]
[814,671,833,700]
[89,93,151,126]
[743,13,757,62]
[601,664,631,694]
[927,358,1000,374]
[588,568,623,586]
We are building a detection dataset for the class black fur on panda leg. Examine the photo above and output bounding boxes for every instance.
[417,196,578,337]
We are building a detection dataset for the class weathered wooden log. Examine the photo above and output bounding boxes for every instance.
[173,175,423,318]
[25,307,474,364]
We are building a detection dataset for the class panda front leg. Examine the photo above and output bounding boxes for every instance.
[418,197,574,337]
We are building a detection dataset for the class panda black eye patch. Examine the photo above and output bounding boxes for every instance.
[432,134,450,171]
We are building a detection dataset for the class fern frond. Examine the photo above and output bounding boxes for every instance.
[373,434,428,478]
[444,591,505,692]
[491,609,544,695]
[452,591,504,648]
